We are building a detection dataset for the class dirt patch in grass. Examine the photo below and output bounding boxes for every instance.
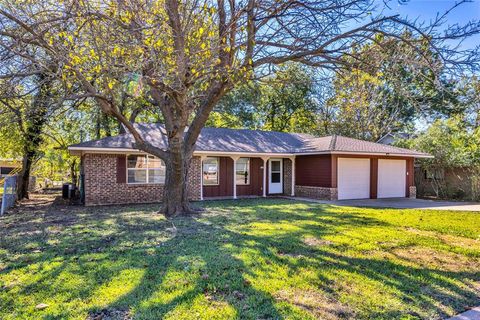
[392,246,480,272]
[275,288,353,320]
[87,308,132,320]
[303,236,333,247]
[405,227,480,250]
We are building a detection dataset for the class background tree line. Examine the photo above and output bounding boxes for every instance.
[210,35,479,140]
[1,32,479,201]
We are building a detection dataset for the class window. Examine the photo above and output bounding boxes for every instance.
[0,167,14,175]
[270,160,281,183]
[127,155,165,184]
[236,158,250,185]
[203,157,219,185]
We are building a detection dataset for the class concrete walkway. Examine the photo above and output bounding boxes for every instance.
[447,307,480,320]
[289,197,480,212]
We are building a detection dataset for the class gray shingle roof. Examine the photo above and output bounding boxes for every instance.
[69,123,430,157]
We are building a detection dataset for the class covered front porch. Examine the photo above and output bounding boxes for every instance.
[196,154,296,200]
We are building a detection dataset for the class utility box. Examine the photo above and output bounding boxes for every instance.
[62,183,75,199]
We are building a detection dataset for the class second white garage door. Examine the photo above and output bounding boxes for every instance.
[337,158,370,200]
[377,159,406,198]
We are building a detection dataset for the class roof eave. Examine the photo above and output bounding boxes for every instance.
[294,151,435,159]
[323,151,433,158]
[67,146,144,156]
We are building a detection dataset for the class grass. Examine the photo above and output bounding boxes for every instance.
[0,196,479,319]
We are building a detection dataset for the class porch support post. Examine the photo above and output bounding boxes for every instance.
[199,155,206,201]
[290,156,296,196]
[230,156,241,199]
[261,156,269,197]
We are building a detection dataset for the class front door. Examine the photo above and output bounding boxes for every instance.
[269,159,283,194]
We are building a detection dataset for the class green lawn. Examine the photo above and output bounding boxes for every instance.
[1,197,479,319]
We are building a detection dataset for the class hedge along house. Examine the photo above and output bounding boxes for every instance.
[68,124,432,206]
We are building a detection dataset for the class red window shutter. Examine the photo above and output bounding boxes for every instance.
[117,155,127,183]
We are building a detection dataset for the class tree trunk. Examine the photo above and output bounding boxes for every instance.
[95,109,102,139]
[17,152,34,199]
[70,159,78,187]
[161,138,194,218]
[17,123,45,199]
[17,74,52,200]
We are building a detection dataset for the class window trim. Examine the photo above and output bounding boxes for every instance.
[235,157,250,186]
[203,157,220,186]
[126,154,165,185]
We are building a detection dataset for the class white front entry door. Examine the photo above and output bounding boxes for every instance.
[337,158,370,200]
[377,159,406,198]
[269,159,283,194]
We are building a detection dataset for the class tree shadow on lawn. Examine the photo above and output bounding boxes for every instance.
[1,198,479,319]
[96,200,479,319]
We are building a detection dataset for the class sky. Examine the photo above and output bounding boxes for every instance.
[378,0,480,50]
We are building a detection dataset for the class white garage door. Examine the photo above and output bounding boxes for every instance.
[377,159,406,198]
[337,158,370,200]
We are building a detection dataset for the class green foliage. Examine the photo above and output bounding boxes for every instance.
[205,111,245,129]
[326,34,451,141]
[397,116,480,200]
[207,83,261,129]
[259,64,317,132]
[403,116,480,168]
[211,63,318,133]
[0,118,23,158]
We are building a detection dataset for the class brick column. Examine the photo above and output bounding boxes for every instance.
[409,186,417,199]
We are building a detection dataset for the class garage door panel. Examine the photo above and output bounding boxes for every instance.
[377,159,406,198]
[338,158,370,200]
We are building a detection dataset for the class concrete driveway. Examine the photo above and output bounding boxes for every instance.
[334,198,480,211]
[293,197,480,211]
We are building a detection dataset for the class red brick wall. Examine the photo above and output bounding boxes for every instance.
[188,156,202,201]
[83,154,201,206]
[283,158,293,195]
[295,185,338,200]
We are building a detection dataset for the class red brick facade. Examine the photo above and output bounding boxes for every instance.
[82,153,415,205]
[83,154,201,206]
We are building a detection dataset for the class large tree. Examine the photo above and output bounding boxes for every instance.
[326,33,466,141]
[0,75,57,199]
[1,0,479,216]
[258,63,317,132]
[209,63,317,132]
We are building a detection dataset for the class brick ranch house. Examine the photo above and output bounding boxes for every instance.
[68,124,431,206]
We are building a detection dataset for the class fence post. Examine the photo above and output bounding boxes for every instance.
[1,175,17,215]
